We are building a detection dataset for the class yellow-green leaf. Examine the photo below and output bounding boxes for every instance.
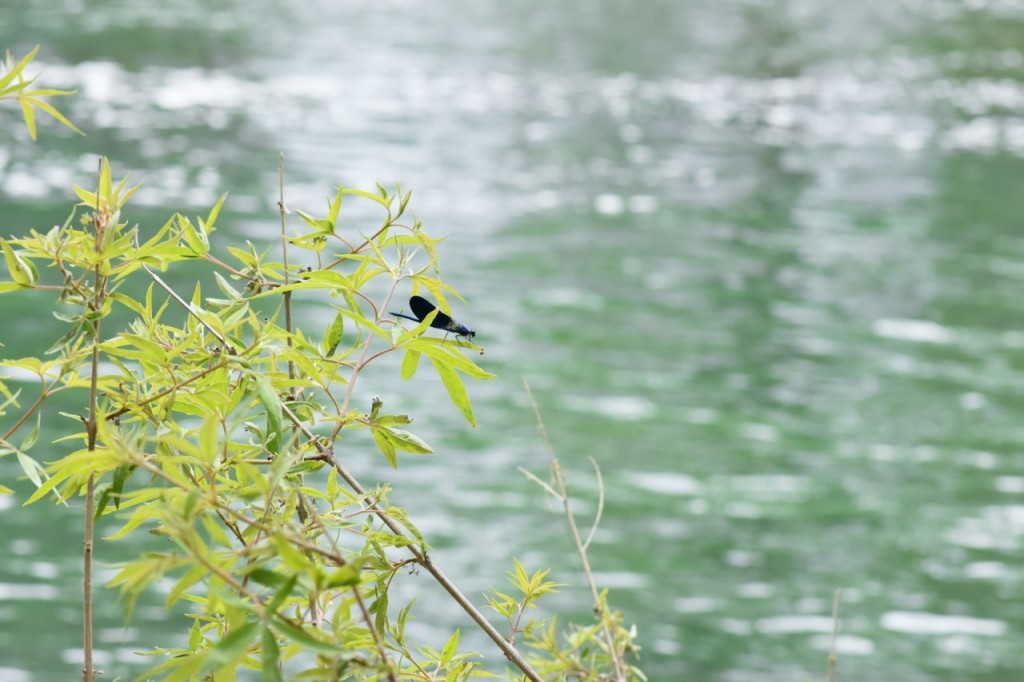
[255,375,283,455]
[427,356,476,427]
[0,45,40,92]
[261,627,284,682]
[24,96,84,136]
[400,348,421,379]
[372,427,398,468]
[323,310,345,356]
[19,98,37,139]
[382,427,432,454]
[341,186,389,208]
[199,621,259,674]
[0,239,35,287]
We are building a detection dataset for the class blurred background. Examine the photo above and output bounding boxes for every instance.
[3,1,1024,680]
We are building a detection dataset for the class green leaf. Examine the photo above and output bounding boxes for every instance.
[400,348,421,379]
[285,232,330,252]
[397,188,412,218]
[198,415,219,464]
[270,617,341,656]
[167,564,209,609]
[406,339,494,379]
[384,506,426,548]
[372,427,398,468]
[182,487,201,520]
[341,186,390,208]
[273,534,310,574]
[427,356,476,427]
[204,192,228,231]
[247,568,292,590]
[19,98,37,140]
[226,245,257,270]
[0,45,40,92]
[374,591,390,637]
[180,215,210,256]
[394,307,444,345]
[188,618,203,650]
[441,628,460,665]
[373,414,411,427]
[326,186,344,229]
[328,304,389,342]
[298,269,354,290]
[95,463,134,519]
[261,627,284,682]
[24,96,84,136]
[109,291,148,317]
[382,427,432,454]
[323,310,345,356]
[111,170,140,210]
[256,375,284,455]
[16,451,44,488]
[266,574,298,613]
[17,413,40,455]
[98,157,112,207]
[324,563,361,588]
[213,271,242,300]
[199,621,259,674]
[74,185,98,207]
[295,209,333,233]
[0,239,35,287]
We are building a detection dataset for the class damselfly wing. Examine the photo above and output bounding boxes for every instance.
[391,296,476,341]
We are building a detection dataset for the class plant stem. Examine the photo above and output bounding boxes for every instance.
[82,157,104,682]
[278,402,544,682]
[278,152,295,384]
[523,377,628,682]
[827,589,842,682]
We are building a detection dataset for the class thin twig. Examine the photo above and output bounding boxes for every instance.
[336,277,402,419]
[142,265,230,349]
[523,377,628,682]
[2,376,56,441]
[82,157,104,682]
[322,207,395,270]
[103,357,232,423]
[276,401,543,682]
[827,589,842,682]
[354,588,398,682]
[278,152,296,385]
[582,456,605,552]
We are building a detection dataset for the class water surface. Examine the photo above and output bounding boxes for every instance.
[3,1,1024,680]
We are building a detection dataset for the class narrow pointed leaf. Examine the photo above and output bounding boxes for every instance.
[427,356,476,427]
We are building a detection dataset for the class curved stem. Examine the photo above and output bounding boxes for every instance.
[523,377,628,682]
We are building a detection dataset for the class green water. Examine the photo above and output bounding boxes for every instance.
[3,2,1024,680]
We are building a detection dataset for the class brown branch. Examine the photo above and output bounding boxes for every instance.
[2,375,57,442]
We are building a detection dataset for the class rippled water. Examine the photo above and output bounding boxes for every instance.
[3,1,1024,680]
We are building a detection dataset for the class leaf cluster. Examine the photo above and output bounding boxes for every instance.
[1,46,643,682]
[0,159,505,680]
[0,45,83,139]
